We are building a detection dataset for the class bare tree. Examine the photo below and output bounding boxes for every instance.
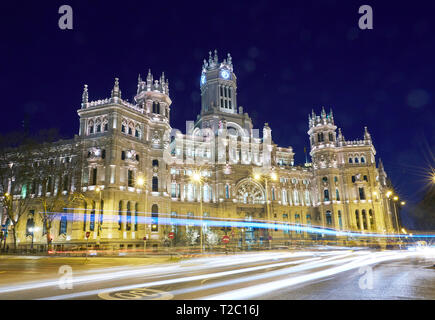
[0,132,34,251]
[28,130,86,251]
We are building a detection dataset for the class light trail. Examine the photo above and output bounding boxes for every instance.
[44,210,435,240]
[0,251,321,295]
[40,255,344,300]
[201,251,421,300]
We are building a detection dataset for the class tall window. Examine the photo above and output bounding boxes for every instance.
[118,201,122,230]
[83,201,87,231]
[336,189,340,201]
[187,183,194,201]
[328,132,333,142]
[126,201,131,231]
[306,214,312,225]
[91,168,97,185]
[26,217,34,237]
[324,189,329,202]
[304,190,310,205]
[134,203,139,231]
[225,184,230,199]
[369,209,374,229]
[359,187,366,200]
[203,184,210,202]
[99,200,104,225]
[325,211,332,226]
[349,158,353,164]
[295,214,302,234]
[90,201,95,231]
[152,176,158,192]
[271,187,276,201]
[153,102,160,114]
[362,209,368,230]
[282,189,287,205]
[59,213,67,235]
[151,204,158,232]
[293,190,299,205]
[355,210,360,229]
[338,211,343,229]
[152,159,159,167]
[171,182,177,197]
[128,170,134,187]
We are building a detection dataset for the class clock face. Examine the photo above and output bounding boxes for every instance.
[220,69,230,80]
[200,74,206,85]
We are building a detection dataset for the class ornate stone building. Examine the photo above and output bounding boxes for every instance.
[1,50,398,251]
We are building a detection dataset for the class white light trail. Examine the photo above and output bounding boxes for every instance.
[201,251,420,300]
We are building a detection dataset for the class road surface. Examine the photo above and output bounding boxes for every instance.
[0,247,434,300]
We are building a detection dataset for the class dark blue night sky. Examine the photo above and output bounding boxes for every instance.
[0,1,434,228]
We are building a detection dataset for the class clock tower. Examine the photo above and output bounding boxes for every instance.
[200,50,237,115]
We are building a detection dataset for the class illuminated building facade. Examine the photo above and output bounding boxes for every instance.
[2,50,397,250]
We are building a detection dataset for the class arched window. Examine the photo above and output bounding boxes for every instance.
[103,119,108,131]
[324,189,329,202]
[338,211,343,229]
[152,159,159,167]
[362,209,368,230]
[153,102,160,114]
[26,218,34,237]
[121,120,127,133]
[83,201,87,232]
[135,125,141,138]
[134,203,139,231]
[293,190,299,205]
[187,183,194,201]
[282,189,287,205]
[304,190,310,205]
[118,201,122,230]
[126,201,131,231]
[59,215,67,235]
[355,210,360,229]
[325,211,332,226]
[151,204,158,232]
[355,157,359,163]
[306,214,312,226]
[128,123,133,135]
[96,118,101,133]
[225,184,230,199]
[88,120,94,134]
[152,176,158,192]
[359,187,366,200]
[369,209,374,229]
[203,184,211,202]
[90,201,96,231]
[99,200,104,225]
[349,158,353,164]
[361,157,365,163]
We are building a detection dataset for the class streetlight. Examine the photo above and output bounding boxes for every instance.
[190,170,204,253]
[28,227,39,250]
[253,170,278,249]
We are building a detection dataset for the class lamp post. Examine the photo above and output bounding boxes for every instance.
[254,170,278,249]
[28,227,39,250]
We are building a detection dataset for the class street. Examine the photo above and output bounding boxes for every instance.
[0,247,434,300]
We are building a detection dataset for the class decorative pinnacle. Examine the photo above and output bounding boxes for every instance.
[111,77,121,99]
[82,84,88,104]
